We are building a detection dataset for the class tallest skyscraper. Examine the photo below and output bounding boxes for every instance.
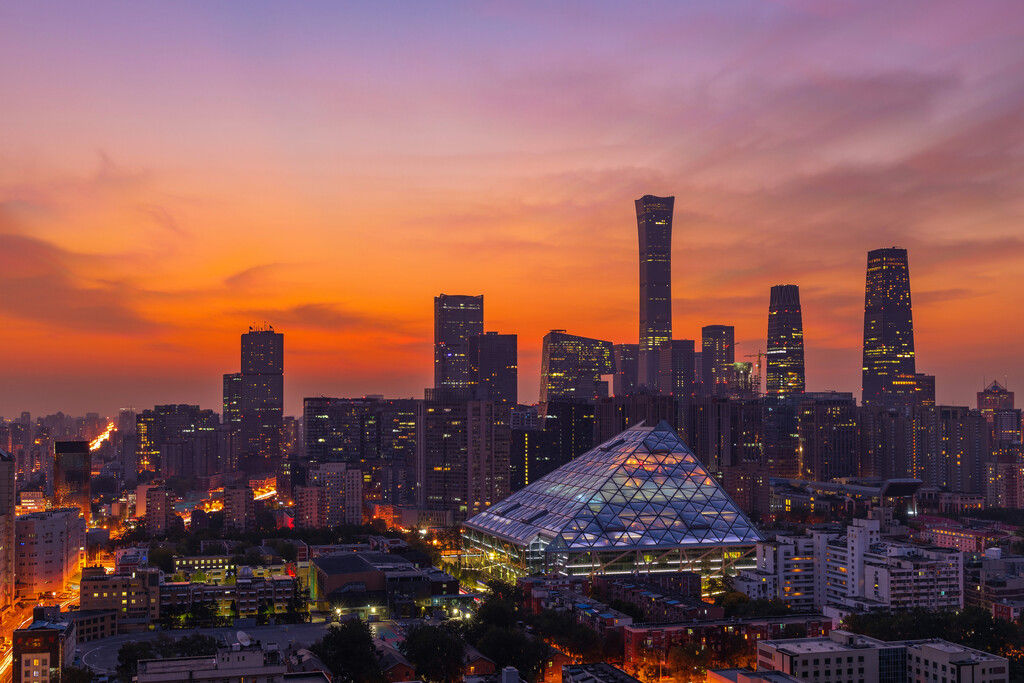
[636,195,674,389]
[862,247,916,410]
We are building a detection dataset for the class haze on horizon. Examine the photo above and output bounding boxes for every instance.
[2,1,1024,417]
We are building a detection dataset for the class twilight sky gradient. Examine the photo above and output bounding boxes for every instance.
[2,1,1024,417]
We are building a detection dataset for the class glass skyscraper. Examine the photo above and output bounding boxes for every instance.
[539,330,614,403]
[862,248,916,410]
[240,326,284,470]
[766,284,805,397]
[433,294,484,397]
[636,195,674,389]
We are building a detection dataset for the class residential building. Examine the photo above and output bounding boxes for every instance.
[15,508,85,598]
[224,485,255,533]
[306,462,363,526]
[135,644,286,683]
[469,332,518,404]
[12,607,76,683]
[145,486,174,536]
[54,440,91,524]
[702,325,735,397]
[0,450,15,616]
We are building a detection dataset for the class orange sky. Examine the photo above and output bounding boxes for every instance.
[2,1,1023,417]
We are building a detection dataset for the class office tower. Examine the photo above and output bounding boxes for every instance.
[434,294,484,397]
[468,332,518,403]
[978,380,1014,421]
[636,195,675,389]
[658,339,696,397]
[539,330,613,403]
[862,247,916,410]
[612,344,639,396]
[701,325,735,396]
[765,285,805,397]
[224,485,255,532]
[797,392,859,482]
[54,440,91,524]
[416,400,469,517]
[223,372,243,427]
[858,406,919,480]
[0,450,13,616]
[15,509,85,597]
[994,409,1023,444]
[915,373,936,407]
[240,326,284,470]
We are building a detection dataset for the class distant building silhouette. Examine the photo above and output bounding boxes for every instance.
[766,285,805,397]
[636,195,674,389]
[222,372,242,428]
[54,441,90,525]
[539,330,613,403]
[239,326,284,471]
[701,325,735,397]
[468,332,517,404]
[862,248,916,410]
[612,343,639,396]
[658,339,696,398]
[434,294,484,398]
[978,380,1014,421]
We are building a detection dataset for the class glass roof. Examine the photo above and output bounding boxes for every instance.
[464,421,762,550]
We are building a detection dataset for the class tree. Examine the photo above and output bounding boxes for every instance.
[174,634,219,657]
[401,624,466,683]
[61,666,95,683]
[474,625,548,680]
[115,641,156,683]
[310,620,386,683]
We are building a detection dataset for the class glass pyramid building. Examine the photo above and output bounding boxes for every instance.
[463,421,762,579]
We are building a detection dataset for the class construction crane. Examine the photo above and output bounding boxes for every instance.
[743,350,764,396]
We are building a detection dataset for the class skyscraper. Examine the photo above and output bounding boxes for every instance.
[222,372,242,427]
[862,248,916,410]
[636,195,674,389]
[539,330,614,403]
[701,325,735,396]
[766,285,805,397]
[468,332,518,404]
[0,450,14,616]
[240,326,284,471]
[54,440,91,524]
[434,294,484,398]
[658,339,696,398]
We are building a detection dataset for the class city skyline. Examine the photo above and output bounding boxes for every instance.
[4,2,1024,416]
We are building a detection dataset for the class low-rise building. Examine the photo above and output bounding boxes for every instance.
[562,663,642,682]
[79,566,161,630]
[757,629,1008,683]
[592,576,723,622]
[12,607,77,683]
[136,643,286,683]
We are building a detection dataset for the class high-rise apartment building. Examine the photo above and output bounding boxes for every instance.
[636,195,674,389]
[466,401,511,517]
[240,326,284,470]
[0,451,14,616]
[862,248,916,410]
[434,294,484,397]
[612,344,639,396]
[145,486,174,536]
[136,405,220,475]
[539,330,613,403]
[15,509,85,597]
[797,393,859,482]
[766,285,805,397]
[468,332,517,404]
[54,440,91,524]
[224,485,255,533]
[701,325,735,397]
[306,462,363,526]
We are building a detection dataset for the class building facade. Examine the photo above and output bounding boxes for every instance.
[636,195,674,389]
[862,247,917,411]
[766,285,805,398]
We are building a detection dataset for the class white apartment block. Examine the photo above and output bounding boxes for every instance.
[758,630,1007,683]
[735,519,963,622]
[15,508,85,598]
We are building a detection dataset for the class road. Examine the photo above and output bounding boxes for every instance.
[79,622,334,675]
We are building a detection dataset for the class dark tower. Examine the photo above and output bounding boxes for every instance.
[468,332,518,404]
[240,326,284,471]
[54,440,91,524]
[862,248,916,410]
[433,294,484,398]
[701,325,735,396]
[766,285,805,397]
[636,195,674,389]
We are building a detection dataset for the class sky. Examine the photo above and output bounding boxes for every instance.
[2,1,1024,418]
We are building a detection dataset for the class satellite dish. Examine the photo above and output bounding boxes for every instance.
[237,631,251,647]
